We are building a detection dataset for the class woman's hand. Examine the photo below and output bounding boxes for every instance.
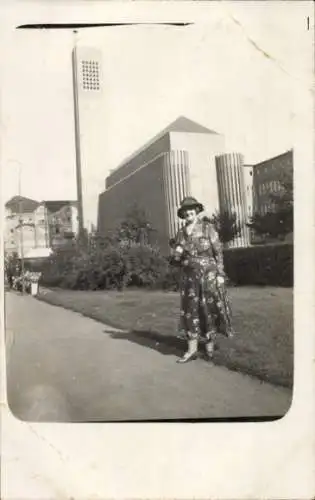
[197,211,211,222]
[175,245,184,255]
[216,275,225,285]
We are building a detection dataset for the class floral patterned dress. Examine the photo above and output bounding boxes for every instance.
[173,219,234,341]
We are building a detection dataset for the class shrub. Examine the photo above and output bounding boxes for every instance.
[124,242,167,288]
[223,243,293,287]
[41,242,172,291]
[41,241,293,291]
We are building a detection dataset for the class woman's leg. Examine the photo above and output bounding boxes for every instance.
[200,273,220,358]
[177,274,200,363]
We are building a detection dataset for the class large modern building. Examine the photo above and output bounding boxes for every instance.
[252,149,293,215]
[4,197,79,257]
[98,116,225,253]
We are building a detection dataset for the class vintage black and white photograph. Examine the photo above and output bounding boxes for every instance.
[3,11,297,423]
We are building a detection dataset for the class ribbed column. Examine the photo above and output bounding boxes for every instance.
[163,150,191,240]
[162,152,172,239]
[215,153,250,248]
[169,152,177,238]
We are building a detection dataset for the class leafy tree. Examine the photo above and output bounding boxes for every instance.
[247,210,292,240]
[115,204,155,245]
[208,210,241,245]
[5,251,20,274]
[270,169,293,211]
[248,168,293,240]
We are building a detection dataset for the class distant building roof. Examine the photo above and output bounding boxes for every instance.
[164,116,219,135]
[41,200,78,213]
[110,116,219,176]
[5,196,39,214]
[254,149,293,167]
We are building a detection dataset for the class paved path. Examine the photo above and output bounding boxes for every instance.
[5,292,292,422]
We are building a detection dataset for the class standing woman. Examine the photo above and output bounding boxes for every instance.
[172,197,234,363]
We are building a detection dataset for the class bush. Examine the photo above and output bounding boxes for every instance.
[223,243,293,287]
[125,243,168,288]
[41,242,173,291]
[41,239,293,291]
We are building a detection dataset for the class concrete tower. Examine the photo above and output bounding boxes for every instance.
[72,43,105,236]
[215,153,251,247]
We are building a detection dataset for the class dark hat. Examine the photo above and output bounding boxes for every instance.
[177,197,204,219]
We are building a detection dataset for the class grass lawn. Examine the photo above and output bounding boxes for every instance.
[37,286,293,388]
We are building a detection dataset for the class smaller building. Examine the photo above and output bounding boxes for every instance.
[4,196,39,256]
[41,200,79,249]
[4,196,79,257]
[253,149,293,215]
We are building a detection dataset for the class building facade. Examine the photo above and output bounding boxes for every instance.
[99,150,190,252]
[98,116,225,253]
[43,201,79,249]
[253,150,293,215]
[4,197,79,257]
[243,164,254,222]
[4,196,38,256]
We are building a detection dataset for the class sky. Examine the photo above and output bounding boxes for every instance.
[1,1,312,226]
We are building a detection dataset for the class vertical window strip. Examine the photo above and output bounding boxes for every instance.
[169,154,176,237]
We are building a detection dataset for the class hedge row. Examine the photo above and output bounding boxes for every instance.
[223,243,293,287]
[38,241,293,290]
[40,243,180,291]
